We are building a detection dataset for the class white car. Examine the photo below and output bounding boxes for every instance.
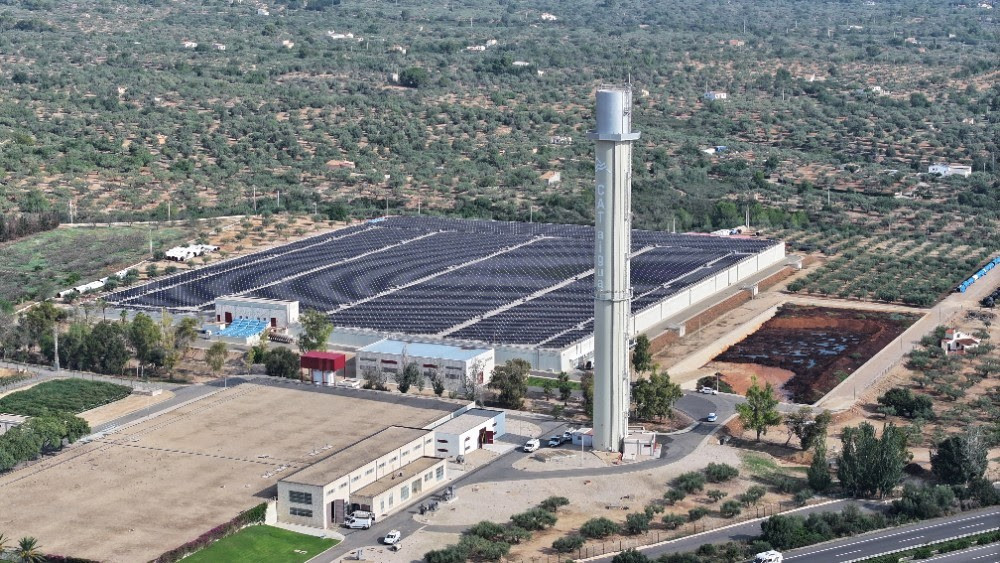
[383,530,402,545]
[523,438,540,452]
[706,412,718,422]
[753,550,783,563]
[562,429,575,442]
[699,386,718,395]
[547,435,563,447]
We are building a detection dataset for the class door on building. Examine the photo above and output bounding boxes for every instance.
[332,499,346,524]
[224,312,233,324]
[270,317,277,328]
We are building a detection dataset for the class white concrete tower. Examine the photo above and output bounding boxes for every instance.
[588,86,639,451]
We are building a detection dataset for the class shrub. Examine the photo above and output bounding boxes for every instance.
[793,488,814,506]
[674,471,706,493]
[263,347,300,378]
[457,534,510,561]
[697,375,734,394]
[720,500,742,518]
[739,485,767,506]
[551,534,585,553]
[663,489,686,504]
[706,489,728,503]
[877,387,934,419]
[688,507,708,521]
[510,507,557,531]
[704,462,739,483]
[623,512,652,535]
[539,496,570,512]
[661,513,686,530]
[580,517,619,539]
[892,484,956,520]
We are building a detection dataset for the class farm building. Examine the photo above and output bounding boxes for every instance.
[164,244,219,262]
[928,163,972,178]
[704,91,728,101]
[941,329,980,354]
[430,408,506,458]
[356,339,494,392]
[300,351,347,385]
[276,426,448,527]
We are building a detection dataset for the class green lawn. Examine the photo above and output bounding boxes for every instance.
[0,226,190,303]
[183,526,337,563]
[526,376,580,390]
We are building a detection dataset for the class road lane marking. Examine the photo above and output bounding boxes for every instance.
[900,535,923,542]
[971,554,997,560]
[783,509,1000,559]
[836,550,862,557]
[959,523,985,529]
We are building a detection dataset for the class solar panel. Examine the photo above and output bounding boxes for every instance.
[109,216,781,350]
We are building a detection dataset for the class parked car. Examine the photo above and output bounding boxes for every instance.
[562,429,575,442]
[706,413,718,422]
[522,438,540,452]
[383,530,402,545]
[547,435,563,447]
[699,386,718,395]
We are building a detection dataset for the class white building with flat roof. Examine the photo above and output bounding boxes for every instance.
[356,339,494,393]
[431,408,506,458]
[277,426,447,528]
[214,296,299,329]
[928,163,972,178]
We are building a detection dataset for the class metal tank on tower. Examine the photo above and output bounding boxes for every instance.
[587,86,639,451]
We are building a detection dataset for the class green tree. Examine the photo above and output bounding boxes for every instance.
[431,373,445,396]
[487,359,530,409]
[396,362,420,393]
[129,313,161,375]
[399,67,429,88]
[631,369,682,421]
[580,371,594,417]
[631,334,653,373]
[264,347,300,379]
[297,309,333,353]
[362,366,388,390]
[807,443,832,493]
[174,316,200,358]
[16,536,44,563]
[785,407,833,450]
[931,432,987,486]
[837,422,909,499]
[735,376,783,442]
[206,341,228,379]
[557,372,573,403]
[541,378,554,399]
[86,321,130,375]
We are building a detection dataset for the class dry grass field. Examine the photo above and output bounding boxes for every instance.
[0,383,465,562]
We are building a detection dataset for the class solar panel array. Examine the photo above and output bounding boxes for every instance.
[108,216,779,350]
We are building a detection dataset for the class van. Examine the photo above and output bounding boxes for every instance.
[345,511,375,529]
[753,550,783,563]
[523,439,540,452]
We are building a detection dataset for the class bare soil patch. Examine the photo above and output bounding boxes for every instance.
[713,305,919,403]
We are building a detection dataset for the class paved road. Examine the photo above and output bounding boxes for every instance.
[919,541,1000,562]
[584,500,886,562]
[819,267,1000,409]
[783,506,1000,563]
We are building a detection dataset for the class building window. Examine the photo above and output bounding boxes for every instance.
[401,450,409,458]
[400,485,410,501]
[412,479,422,495]
[288,491,312,504]
[424,438,432,445]
[389,456,397,462]
[387,494,394,508]
[339,482,347,489]
[351,475,360,483]
[378,462,386,469]
[425,472,433,482]
[436,466,444,480]
[437,439,448,443]
[365,468,374,475]
[413,444,421,452]
[380,499,385,512]
[289,507,313,517]
[437,448,449,453]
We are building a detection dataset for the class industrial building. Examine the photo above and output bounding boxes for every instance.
[277,426,447,527]
[355,339,494,393]
[300,351,347,385]
[430,408,506,458]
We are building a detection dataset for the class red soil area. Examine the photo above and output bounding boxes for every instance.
[712,305,919,404]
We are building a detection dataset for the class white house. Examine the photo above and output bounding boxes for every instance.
[941,329,980,354]
[540,12,558,21]
[214,296,299,328]
[213,43,226,51]
[257,7,269,15]
[928,163,972,178]
[164,244,219,262]
[182,41,198,49]
[704,91,728,101]
[466,45,486,52]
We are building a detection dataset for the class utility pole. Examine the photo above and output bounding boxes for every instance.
[53,325,60,373]
[277,190,281,208]
[385,195,389,218]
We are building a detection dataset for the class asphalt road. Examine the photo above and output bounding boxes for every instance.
[781,507,1000,563]
[919,541,1000,562]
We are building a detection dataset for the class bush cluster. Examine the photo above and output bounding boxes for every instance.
[0,379,131,416]
[877,387,934,419]
[704,462,740,483]
[760,505,887,550]
[0,412,90,472]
